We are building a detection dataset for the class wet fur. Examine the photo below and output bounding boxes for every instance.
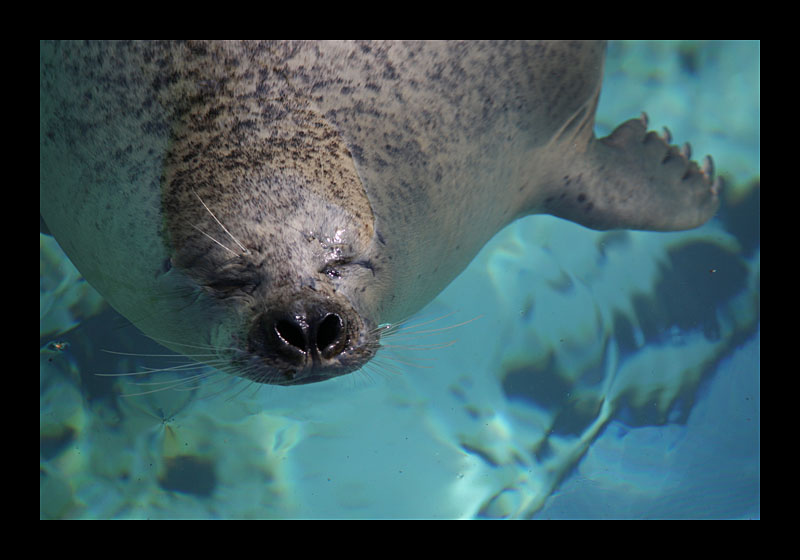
[40,41,719,386]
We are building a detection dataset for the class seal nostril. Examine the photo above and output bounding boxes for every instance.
[275,318,307,352]
[316,313,345,357]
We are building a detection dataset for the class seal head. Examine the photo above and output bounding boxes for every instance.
[163,164,387,385]
[159,58,389,384]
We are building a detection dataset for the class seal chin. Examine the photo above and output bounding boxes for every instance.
[241,298,379,385]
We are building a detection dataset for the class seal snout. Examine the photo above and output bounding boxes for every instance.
[272,311,347,362]
[246,299,371,384]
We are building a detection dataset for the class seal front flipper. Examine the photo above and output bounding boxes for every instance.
[536,114,722,231]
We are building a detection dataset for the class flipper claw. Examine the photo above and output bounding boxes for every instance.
[702,155,715,180]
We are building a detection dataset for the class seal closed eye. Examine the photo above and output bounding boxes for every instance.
[40,41,720,386]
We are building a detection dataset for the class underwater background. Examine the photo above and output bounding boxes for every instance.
[40,40,760,519]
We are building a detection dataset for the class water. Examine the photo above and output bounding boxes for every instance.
[40,41,760,519]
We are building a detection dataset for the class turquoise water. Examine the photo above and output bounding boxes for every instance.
[40,41,760,519]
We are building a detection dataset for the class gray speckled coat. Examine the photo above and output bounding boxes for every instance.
[40,41,719,385]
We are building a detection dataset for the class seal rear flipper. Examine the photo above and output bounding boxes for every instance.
[537,114,721,231]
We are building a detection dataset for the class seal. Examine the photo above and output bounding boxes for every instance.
[40,41,720,386]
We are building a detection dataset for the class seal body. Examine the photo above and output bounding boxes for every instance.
[40,41,720,385]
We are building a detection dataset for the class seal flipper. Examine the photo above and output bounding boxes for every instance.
[538,114,721,231]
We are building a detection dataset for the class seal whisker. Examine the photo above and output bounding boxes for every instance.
[370,354,435,369]
[380,340,458,351]
[218,376,262,401]
[142,335,247,354]
[120,369,215,387]
[382,314,484,339]
[391,310,459,331]
[100,349,220,359]
[170,365,250,399]
[118,360,249,397]
[372,310,460,337]
[192,188,250,255]
[95,361,207,378]
[95,344,246,398]
[169,371,224,392]
[362,360,405,379]
[191,223,239,257]
[118,372,216,397]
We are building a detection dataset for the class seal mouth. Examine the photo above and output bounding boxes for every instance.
[240,301,379,385]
